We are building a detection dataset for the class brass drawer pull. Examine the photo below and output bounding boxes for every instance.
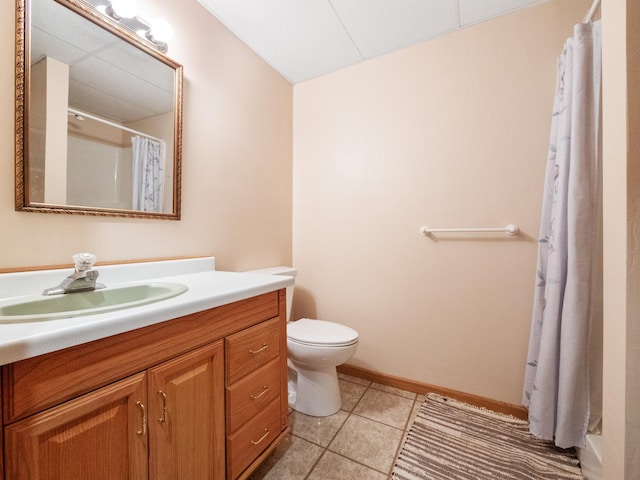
[158,390,168,424]
[136,401,147,436]
[250,386,269,400]
[250,428,270,445]
[249,343,268,354]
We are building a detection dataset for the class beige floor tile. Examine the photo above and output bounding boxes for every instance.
[340,379,367,412]
[307,451,388,480]
[398,428,411,453]
[248,434,323,480]
[328,414,403,474]
[353,388,414,429]
[251,375,420,478]
[406,397,424,430]
[290,409,349,447]
[370,382,417,400]
[338,372,371,386]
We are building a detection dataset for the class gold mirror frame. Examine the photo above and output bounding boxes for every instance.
[15,0,183,219]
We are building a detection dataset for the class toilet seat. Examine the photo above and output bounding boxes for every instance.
[287,318,359,347]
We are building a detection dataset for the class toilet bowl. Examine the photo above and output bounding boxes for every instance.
[246,267,359,417]
[287,318,358,416]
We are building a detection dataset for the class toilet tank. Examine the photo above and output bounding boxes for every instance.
[244,266,297,321]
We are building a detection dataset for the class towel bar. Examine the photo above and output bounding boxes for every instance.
[420,224,520,236]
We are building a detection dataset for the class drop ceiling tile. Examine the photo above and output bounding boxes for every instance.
[198,0,362,83]
[69,79,158,124]
[32,0,115,55]
[329,0,459,59]
[71,56,173,118]
[30,26,88,65]
[197,0,547,83]
[96,42,176,93]
[458,0,542,26]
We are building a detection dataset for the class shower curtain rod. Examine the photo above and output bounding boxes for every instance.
[68,107,162,142]
[583,0,600,23]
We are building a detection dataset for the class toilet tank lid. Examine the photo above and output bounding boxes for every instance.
[287,318,358,346]
[245,266,297,277]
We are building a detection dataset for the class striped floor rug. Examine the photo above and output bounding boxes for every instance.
[392,393,583,480]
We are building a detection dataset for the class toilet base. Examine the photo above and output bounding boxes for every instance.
[288,363,342,417]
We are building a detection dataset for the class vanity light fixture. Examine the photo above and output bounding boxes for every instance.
[95,0,173,53]
[109,0,138,18]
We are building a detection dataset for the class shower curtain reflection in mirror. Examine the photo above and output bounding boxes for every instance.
[132,136,165,213]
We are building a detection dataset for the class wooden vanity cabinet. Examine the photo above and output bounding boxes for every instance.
[1,290,289,480]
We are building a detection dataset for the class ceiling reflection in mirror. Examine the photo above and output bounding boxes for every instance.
[16,0,183,219]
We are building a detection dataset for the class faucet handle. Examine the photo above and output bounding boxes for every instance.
[73,253,98,272]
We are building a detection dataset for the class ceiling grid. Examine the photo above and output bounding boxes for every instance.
[198,0,544,83]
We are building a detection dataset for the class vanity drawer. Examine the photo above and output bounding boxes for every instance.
[226,358,281,434]
[225,318,279,385]
[226,398,280,480]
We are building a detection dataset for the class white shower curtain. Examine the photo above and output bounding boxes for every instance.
[522,21,602,449]
[132,136,165,213]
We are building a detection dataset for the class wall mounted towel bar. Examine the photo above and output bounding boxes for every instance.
[420,224,520,236]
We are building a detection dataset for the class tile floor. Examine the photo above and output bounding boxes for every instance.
[249,373,425,480]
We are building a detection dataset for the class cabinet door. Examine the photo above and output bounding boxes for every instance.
[148,341,225,480]
[4,372,148,480]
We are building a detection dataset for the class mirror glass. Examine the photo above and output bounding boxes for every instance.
[16,0,183,219]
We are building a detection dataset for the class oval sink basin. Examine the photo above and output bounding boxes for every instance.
[0,282,188,323]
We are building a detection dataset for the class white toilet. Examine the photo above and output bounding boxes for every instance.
[247,267,359,417]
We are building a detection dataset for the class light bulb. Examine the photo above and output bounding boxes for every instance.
[150,19,173,43]
[110,0,138,19]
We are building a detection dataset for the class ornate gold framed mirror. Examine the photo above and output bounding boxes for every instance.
[15,0,183,219]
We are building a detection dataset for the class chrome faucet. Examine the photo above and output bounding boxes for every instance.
[43,253,106,296]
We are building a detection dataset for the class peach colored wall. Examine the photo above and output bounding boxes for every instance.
[0,0,292,271]
[602,0,640,477]
[292,0,590,405]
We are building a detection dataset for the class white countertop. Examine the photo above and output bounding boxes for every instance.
[0,257,293,366]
